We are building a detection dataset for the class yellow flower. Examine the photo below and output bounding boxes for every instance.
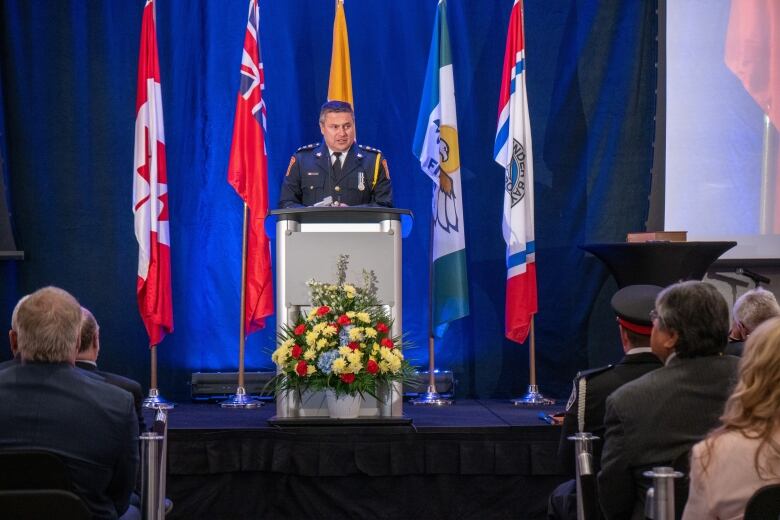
[271,346,289,365]
[307,365,317,376]
[348,327,363,341]
[313,322,327,333]
[379,360,391,373]
[347,351,362,366]
[339,346,352,356]
[316,338,328,349]
[303,349,316,361]
[322,325,338,337]
[307,308,318,321]
[371,343,380,354]
[356,312,371,323]
[332,358,347,374]
[281,338,295,349]
[344,284,357,298]
[305,332,317,347]
[346,311,356,318]
[388,356,401,373]
[380,348,394,361]
[365,327,377,338]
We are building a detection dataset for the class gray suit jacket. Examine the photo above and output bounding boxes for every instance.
[597,354,739,520]
[0,362,139,520]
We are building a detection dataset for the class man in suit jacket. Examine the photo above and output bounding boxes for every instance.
[0,287,139,520]
[77,307,146,433]
[598,281,740,520]
[549,285,663,520]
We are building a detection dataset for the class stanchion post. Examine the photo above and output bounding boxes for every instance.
[140,432,164,520]
[642,466,683,520]
[512,319,555,406]
[410,336,453,406]
[569,432,598,520]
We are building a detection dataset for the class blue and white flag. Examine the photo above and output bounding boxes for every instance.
[412,0,469,338]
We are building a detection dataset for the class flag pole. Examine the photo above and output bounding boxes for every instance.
[143,344,174,409]
[222,203,263,408]
[511,317,554,406]
[411,214,453,406]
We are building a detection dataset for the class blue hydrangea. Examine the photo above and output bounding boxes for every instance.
[317,350,339,375]
[339,325,353,347]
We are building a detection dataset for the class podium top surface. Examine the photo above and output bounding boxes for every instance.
[271,207,412,224]
[580,241,737,288]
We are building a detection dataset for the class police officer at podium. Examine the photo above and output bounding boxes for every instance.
[278,101,393,208]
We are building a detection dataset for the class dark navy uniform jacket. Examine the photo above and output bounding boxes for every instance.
[278,142,393,208]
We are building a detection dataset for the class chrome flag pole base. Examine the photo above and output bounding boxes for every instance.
[512,385,555,406]
[410,386,454,406]
[220,386,263,409]
[143,388,175,409]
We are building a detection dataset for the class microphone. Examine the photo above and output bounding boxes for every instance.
[736,267,770,287]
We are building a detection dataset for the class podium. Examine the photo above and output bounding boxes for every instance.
[270,207,412,418]
[580,241,737,288]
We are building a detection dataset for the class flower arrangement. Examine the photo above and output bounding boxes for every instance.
[271,255,413,399]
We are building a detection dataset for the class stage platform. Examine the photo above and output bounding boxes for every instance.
[160,399,569,520]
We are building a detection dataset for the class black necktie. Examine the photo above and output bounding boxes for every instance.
[332,152,342,178]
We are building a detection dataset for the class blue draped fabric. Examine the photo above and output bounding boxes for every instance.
[0,0,656,400]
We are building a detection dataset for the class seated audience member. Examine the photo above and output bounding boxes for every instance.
[77,307,147,433]
[0,287,139,520]
[598,281,740,520]
[549,285,664,519]
[682,317,780,520]
[1,294,27,370]
[726,287,780,356]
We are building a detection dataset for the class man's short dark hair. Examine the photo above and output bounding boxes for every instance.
[319,100,354,124]
[655,281,729,358]
[79,307,98,354]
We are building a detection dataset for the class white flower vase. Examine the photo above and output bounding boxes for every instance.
[325,389,361,419]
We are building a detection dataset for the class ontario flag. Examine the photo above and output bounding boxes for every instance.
[494,0,537,344]
[227,0,274,334]
[133,0,173,346]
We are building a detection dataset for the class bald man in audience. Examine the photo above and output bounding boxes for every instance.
[0,287,139,520]
[725,287,780,356]
[77,307,146,433]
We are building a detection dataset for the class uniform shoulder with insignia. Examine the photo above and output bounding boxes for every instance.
[575,364,614,382]
[297,142,319,152]
[358,144,381,155]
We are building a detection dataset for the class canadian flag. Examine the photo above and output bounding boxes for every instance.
[133,0,173,346]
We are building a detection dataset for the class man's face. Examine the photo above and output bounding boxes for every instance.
[650,309,677,361]
[320,111,355,152]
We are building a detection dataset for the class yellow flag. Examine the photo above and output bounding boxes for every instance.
[328,0,353,108]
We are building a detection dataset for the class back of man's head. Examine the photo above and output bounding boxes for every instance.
[655,281,729,358]
[16,287,81,363]
[733,287,780,334]
[78,307,98,355]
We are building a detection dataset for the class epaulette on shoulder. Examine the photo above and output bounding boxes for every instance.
[297,142,320,152]
[358,144,382,154]
[575,364,613,381]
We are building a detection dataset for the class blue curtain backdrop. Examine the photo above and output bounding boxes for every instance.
[0,0,656,400]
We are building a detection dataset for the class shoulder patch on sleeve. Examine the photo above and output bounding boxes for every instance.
[358,144,382,154]
[297,142,319,152]
[382,158,390,179]
[285,156,296,177]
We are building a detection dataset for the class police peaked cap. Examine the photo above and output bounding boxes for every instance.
[611,284,664,335]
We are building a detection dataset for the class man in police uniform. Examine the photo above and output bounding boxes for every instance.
[278,101,393,208]
[548,284,664,520]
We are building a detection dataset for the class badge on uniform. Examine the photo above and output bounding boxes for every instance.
[307,171,319,176]
[358,171,365,191]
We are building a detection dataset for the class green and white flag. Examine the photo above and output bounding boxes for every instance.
[412,0,469,337]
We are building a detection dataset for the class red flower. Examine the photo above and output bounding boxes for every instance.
[316,306,331,316]
[337,314,351,326]
[291,344,302,359]
[376,323,389,333]
[293,324,306,335]
[340,373,356,384]
[381,338,394,350]
[366,359,379,374]
[348,341,360,351]
[295,360,308,377]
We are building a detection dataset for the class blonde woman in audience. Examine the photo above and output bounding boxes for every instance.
[682,317,780,520]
